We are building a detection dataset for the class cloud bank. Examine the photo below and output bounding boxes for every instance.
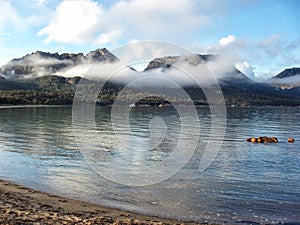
[269,74,300,84]
[38,0,217,45]
[59,54,240,88]
[204,34,300,80]
[1,0,299,80]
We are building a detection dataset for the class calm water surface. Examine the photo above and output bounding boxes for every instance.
[0,105,299,224]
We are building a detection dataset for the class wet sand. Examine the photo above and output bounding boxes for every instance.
[0,179,209,225]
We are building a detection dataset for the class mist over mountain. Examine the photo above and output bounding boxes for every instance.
[0,49,299,106]
[0,48,117,80]
[144,54,251,83]
[145,54,216,71]
[272,67,300,79]
[0,49,252,84]
[267,67,300,92]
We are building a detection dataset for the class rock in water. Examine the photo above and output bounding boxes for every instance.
[271,137,278,143]
[246,138,252,142]
[251,138,258,143]
[246,136,279,144]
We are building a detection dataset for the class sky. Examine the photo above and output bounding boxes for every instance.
[0,0,299,80]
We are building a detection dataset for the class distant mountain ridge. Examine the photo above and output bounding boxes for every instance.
[0,48,118,79]
[269,67,300,90]
[0,49,299,106]
[145,54,252,83]
[272,67,300,79]
[144,54,216,71]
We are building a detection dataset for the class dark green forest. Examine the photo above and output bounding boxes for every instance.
[0,75,299,106]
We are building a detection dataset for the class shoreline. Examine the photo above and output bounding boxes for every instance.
[0,179,206,225]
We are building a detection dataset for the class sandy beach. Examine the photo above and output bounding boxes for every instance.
[0,179,207,225]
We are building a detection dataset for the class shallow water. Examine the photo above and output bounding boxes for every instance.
[0,105,299,224]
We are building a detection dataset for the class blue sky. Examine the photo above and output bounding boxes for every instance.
[0,0,299,79]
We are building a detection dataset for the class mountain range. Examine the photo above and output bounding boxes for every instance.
[0,49,299,106]
[0,48,117,80]
[268,67,300,91]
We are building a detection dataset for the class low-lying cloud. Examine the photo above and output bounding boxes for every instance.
[269,74,300,84]
[60,53,240,88]
[25,55,73,66]
[2,54,74,79]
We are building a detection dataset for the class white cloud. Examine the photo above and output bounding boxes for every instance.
[205,35,246,54]
[0,1,23,30]
[258,34,280,48]
[203,35,258,79]
[235,61,255,79]
[96,29,123,45]
[38,0,105,44]
[60,54,239,87]
[107,0,209,39]
[242,35,300,79]
[219,35,236,46]
[38,0,216,45]
[257,34,283,58]
[203,34,300,80]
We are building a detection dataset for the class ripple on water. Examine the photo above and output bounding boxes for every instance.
[0,106,299,223]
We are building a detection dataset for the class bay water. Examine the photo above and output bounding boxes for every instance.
[0,105,299,224]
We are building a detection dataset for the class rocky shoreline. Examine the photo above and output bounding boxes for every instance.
[0,179,207,225]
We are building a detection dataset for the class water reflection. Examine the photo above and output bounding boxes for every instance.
[0,106,299,223]
[0,107,79,159]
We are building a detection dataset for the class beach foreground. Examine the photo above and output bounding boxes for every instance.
[0,179,206,225]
